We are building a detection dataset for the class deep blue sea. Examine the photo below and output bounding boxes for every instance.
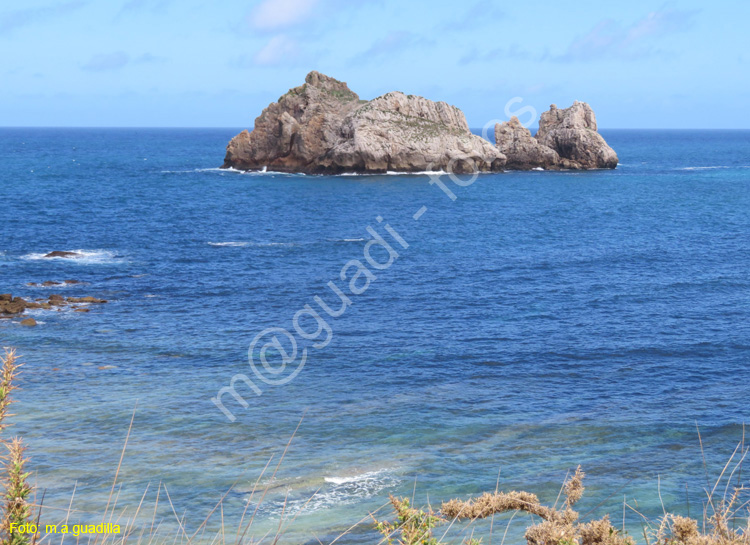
[1,128,749,544]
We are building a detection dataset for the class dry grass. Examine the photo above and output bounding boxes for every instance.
[377,454,749,545]
[437,467,632,545]
[1,348,36,545]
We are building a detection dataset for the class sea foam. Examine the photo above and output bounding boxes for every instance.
[21,249,124,265]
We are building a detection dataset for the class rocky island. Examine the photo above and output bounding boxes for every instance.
[495,102,618,170]
[222,71,618,174]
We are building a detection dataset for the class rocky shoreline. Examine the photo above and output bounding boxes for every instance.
[1,286,108,327]
[222,71,618,175]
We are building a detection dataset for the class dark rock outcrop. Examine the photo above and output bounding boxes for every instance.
[223,71,505,174]
[67,296,107,304]
[495,101,618,170]
[44,251,83,259]
[1,297,27,315]
[0,292,108,319]
[27,280,84,287]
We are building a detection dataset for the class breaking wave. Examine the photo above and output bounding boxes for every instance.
[21,249,124,265]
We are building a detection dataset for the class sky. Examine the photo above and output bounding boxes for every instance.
[1,0,748,128]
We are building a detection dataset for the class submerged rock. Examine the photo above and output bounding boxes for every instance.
[20,318,37,327]
[0,290,108,316]
[27,279,84,287]
[223,71,505,174]
[67,296,107,304]
[44,251,83,259]
[1,297,27,315]
[495,102,618,170]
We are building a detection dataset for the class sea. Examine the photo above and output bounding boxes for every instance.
[1,127,749,544]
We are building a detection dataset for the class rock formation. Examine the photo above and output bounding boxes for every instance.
[44,251,83,258]
[0,292,108,319]
[225,73,618,174]
[27,280,83,287]
[224,72,360,173]
[495,101,618,170]
[536,102,618,169]
[494,116,562,170]
[223,71,506,174]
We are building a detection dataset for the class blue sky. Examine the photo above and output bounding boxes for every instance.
[1,0,748,128]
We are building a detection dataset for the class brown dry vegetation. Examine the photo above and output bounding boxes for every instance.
[375,461,749,545]
[0,349,36,545]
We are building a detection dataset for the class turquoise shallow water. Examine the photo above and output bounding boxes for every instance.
[1,128,749,543]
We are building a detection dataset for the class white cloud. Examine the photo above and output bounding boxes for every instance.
[249,0,319,30]
[253,34,301,66]
[349,31,433,64]
[559,8,699,61]
[0,1,86,33]
[441,1,506,31]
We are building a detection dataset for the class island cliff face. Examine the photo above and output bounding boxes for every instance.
[494,102,618,170]
[223,72,617,174]
[223,72,505,174]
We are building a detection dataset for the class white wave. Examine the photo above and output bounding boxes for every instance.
[675,165,750,171]
[532,167,545,171]
[23,304,82,318]
[161,166,305,176]
[209,241,297,247]
[163,166,489,177]
[26,281,83,289]
[341,170,450,177]
[160,167,230,174]
[18,308,48,318]
[387,170,448,175]
[160,167,225,173]
[21,249,124,264]
[207,241,250,247]
[324,468,396,486]
[286,469,398,514]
